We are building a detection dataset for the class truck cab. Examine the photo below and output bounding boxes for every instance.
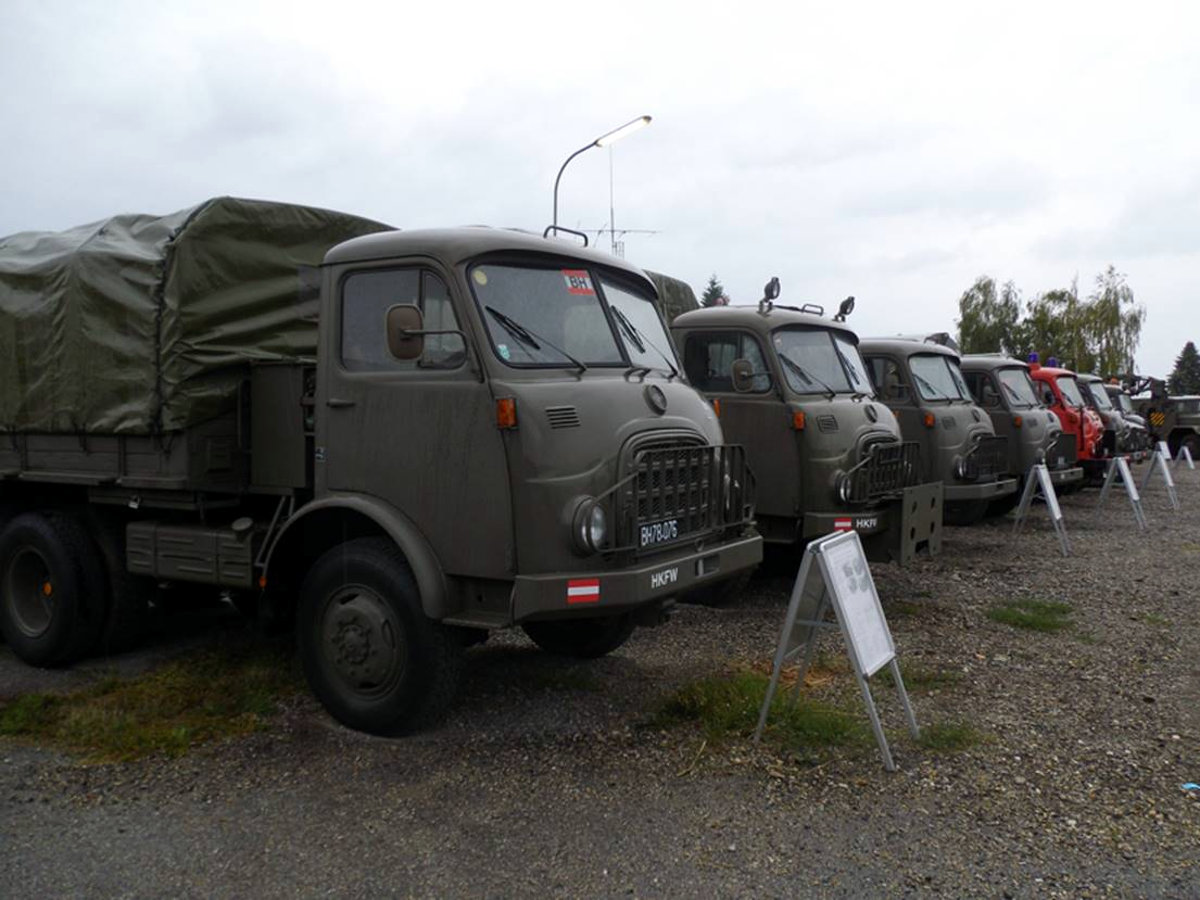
[1129,376,1200,459]
[1076,373,1145,461]
[859,338,1018,525]
[960,354,1084,503]
[671,290,941,564]
[1103,383,1152,454]
[1027,357,1107,480]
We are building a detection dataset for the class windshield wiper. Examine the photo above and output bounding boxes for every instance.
[911,371,951,401]
[999,380,1027,405]
[485,306,587,373]
[610,306,679,379]
[833,347,870,400]
[778,353,836,399]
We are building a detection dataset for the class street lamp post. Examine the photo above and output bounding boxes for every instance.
[552,115,651,232]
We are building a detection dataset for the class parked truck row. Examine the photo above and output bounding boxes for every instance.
[0,198,1181,735]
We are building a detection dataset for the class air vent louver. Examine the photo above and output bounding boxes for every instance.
[816,414,838,433]
[545,406,581,429]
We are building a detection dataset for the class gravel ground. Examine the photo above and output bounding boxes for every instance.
[2,464,1198,898]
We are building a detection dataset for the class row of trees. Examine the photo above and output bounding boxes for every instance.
[956,265,1146,377]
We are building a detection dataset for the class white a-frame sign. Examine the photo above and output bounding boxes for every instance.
[754,530,919,771]
[1096,456,1147,529]
[1011,463,1070,556]
[1141,442,1180,511]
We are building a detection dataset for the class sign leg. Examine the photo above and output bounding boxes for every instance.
[889,658,920,739]
[855,671,896,772]
[754,551,818,743]
[1011,467,1038,534]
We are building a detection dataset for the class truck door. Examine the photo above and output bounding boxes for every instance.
[680,330,799,519]
[317,264,513,577]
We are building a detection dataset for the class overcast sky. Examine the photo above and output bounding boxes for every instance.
[2,0,1197,375]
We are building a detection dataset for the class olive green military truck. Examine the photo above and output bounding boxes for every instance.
[671,283,942,565]
[0,198,761,734]
[859,338,1017,525]
[960,354,1084,509]
[1126,376,1200,459]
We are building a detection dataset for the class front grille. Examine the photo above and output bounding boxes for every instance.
[623,444,753,552]
[963,434,1008,480]
[1049,432,1077,467]
[846,441,921,502]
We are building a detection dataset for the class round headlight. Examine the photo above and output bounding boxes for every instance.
[573,499,607,554]
[586,504,607,550]
[953,455,968,479]
[836,472,852,504]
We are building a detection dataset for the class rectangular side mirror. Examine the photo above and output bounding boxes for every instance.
[386,304,424,361]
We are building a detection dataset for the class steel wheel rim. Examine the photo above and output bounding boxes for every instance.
[318,583,406,699]
[6,547,55,638]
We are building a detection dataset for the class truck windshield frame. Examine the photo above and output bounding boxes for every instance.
[467,261,673,371]
[772,326,871,396]
[909,353,972,403]
[1085,382,1113,410]
[1056,375,1087,407]
[996,367,1039,408]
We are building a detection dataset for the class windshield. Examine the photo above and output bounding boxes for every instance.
[469,264,623,367]
[772,327,869,395]
[996,368,1039,408]
[601,278,680,373]
[1179,398,1200,414]
[1084,381,1112,410]
[1114,393,1133,413]
[909,354,972,402]
[1056,375,1087,407]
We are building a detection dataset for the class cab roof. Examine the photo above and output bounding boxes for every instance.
[323,227,653,287]
[959,353,1029,372]
[671,303,859,340]
[859,336,959,359]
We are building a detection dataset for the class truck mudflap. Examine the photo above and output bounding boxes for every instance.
[861,481,943,566]
[943,477,1018,503]
[510,533,762,622]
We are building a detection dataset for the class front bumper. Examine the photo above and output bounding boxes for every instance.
[944,477,1018,502]
[1049,465,1084,486]
[511,533,763,621]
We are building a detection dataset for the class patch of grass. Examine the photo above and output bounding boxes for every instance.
[1141,613,1170,627]
[655,670,867,749]
[914,721,984,753]
[987,599,1074,633]
[0,642,300,763]
[879,661,962,691]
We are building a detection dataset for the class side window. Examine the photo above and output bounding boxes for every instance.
[1038,382,1056,406]
[979,375,1001,408]
[341,269,464,372]
[682,332,771,393]
[867,356,909,402]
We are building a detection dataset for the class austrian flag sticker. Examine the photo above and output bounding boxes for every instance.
[567,578,601,604]
[833,518,853,532]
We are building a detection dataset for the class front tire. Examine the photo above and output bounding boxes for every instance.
[297,538,463,735]
[523,614,635,659]
[0,512,106,666]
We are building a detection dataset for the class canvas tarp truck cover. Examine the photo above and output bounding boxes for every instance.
[0,196,392,434]
[646,270,699,324]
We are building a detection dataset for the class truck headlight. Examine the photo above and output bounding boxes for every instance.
[953,455,968,479]
[572,499,607,554]
[835,472,852,503]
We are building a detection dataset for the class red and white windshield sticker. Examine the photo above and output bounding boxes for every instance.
[833,518,853,532]
[562,269,594,295]
[567,578,601,604]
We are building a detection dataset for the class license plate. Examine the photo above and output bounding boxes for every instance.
[639,518,680,548]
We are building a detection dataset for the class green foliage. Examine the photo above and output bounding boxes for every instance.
[0,642,299,762]
[955,266,1146,374]
[1168,341,1200,394]
[915,721,984,752]
[700,273,726,307]
[956,276,1022,355]
[987,599,1074,632]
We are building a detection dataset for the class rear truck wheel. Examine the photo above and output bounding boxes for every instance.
[679,569,755,607]
[522,613,635,659]
[297,537,464,735]
[1182,434,1200,460]
[0,512,106,666]
[943,499,990,526]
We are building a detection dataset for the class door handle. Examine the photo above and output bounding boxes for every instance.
[326,398,356,409]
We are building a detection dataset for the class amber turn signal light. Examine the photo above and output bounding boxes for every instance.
[496,397,517,429]
[1013,415,1023,428]
[792,410,806,431]
[923,412,936,428]
[712,398,721,418]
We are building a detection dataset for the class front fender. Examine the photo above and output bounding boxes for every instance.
[266,494,450,619]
